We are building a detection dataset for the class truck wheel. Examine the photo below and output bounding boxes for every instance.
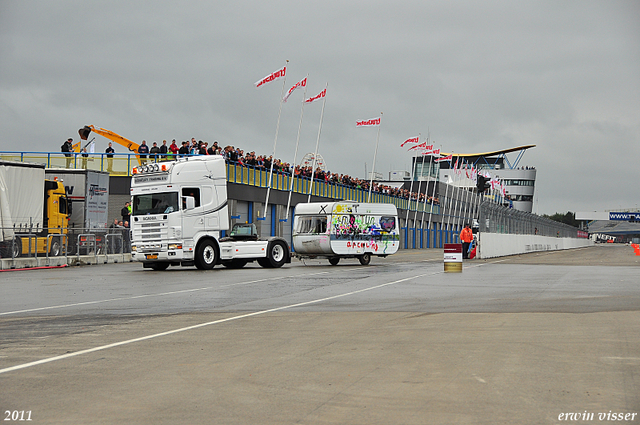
[150,262,170,271]
[358,253,371,266]
[262,240,287,268]
[49,238,62,257]
[329,257,340,266]
[195,240,218,270]
[222,259,248,269]
[11,237,22,258]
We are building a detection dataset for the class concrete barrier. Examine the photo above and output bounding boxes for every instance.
[477,233,593,259]
[0,253,133,270]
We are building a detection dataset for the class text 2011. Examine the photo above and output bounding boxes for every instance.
[4,411,32,421]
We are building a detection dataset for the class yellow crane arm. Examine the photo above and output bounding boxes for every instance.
[78,125,142,165]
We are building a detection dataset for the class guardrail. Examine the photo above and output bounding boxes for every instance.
[0,226,130,264]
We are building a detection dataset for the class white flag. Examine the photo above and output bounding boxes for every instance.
[356,117,381,127]
[304,88,326,103]
[283,77,307,102]
[254,66,286,88]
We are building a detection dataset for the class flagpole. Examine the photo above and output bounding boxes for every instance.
[439,149,452,239]
[412,177,422,224]
[285,74,309,220]
[420,137,434,229]
[445,154,455,231]
[450,156,460,234]
[263,60,288,219]
[462,160,472,226]
[307,83,328,202]
[411,134,424,228]
[426,139,439,240]
[368,112,382,202]
[405,134,419,227]
[454,156,465,233]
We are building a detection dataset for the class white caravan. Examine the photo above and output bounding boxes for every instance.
[293,201,399,265]
[130,156,290,270]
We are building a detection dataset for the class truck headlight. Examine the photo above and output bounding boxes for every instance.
[168,244,182,250]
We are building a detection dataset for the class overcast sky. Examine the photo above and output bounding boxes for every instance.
[1,1,638,215]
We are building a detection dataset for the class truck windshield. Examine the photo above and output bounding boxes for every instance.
[133,192,179,215]
[294,216,327,234]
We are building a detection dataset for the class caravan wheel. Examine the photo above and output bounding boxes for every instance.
[358,253,371,266]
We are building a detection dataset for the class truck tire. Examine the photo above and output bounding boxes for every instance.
[260,240,287,268]
[10,237,21,258]
[49,237,62,257]
[195,239,218,270]
[358,253,371,266]
[329,257,340,266]
[222,259,248,269]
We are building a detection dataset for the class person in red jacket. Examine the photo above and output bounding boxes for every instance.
[169,139,179,159]
[460,224,473,259]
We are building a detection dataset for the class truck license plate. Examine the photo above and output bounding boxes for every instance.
[146,254,158,260]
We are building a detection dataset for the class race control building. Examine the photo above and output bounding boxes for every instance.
[412,145,537,213]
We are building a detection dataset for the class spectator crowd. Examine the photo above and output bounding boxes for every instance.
[154,137,441,206]
[68,135,440,206]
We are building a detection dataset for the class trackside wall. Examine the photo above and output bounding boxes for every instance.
[477,233,593,259]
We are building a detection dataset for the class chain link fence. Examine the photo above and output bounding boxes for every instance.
[478,200,580,238]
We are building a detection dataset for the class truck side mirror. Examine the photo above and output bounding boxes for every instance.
[183,196,195,210]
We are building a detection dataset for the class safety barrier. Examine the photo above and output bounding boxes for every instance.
[0,226,131,269]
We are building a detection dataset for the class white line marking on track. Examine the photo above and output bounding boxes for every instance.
[0,271,330,316]
[0,258,509,375]
[0,270,438,375]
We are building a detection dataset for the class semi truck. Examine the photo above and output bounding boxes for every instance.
[45,169,110,230]
[130,156,291,270]
[292,201,400,265]
[0,161,70,258]
[45,169,110,254]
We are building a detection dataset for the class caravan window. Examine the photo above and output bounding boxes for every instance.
[295,216,327,234]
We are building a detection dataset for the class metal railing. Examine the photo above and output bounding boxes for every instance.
[1,151,586,247]
[0,151,441,214]
[0,226,130,262]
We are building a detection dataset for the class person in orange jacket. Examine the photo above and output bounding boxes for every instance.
[460,223,473,259]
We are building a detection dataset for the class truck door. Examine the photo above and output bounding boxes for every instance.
[181,187,204,239]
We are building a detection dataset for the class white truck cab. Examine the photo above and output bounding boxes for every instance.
[130,156,290,270]
[293,201,399,265]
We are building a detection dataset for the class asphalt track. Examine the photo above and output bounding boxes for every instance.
[0,245,638,424]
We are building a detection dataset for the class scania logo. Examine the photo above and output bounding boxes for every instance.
[142,216,156,220]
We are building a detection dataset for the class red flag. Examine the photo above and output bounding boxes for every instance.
[435,154,452,162]
[304,88,326,103]
[254,66,286,88]
[400,137,419,147]
[283,77,307,102]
